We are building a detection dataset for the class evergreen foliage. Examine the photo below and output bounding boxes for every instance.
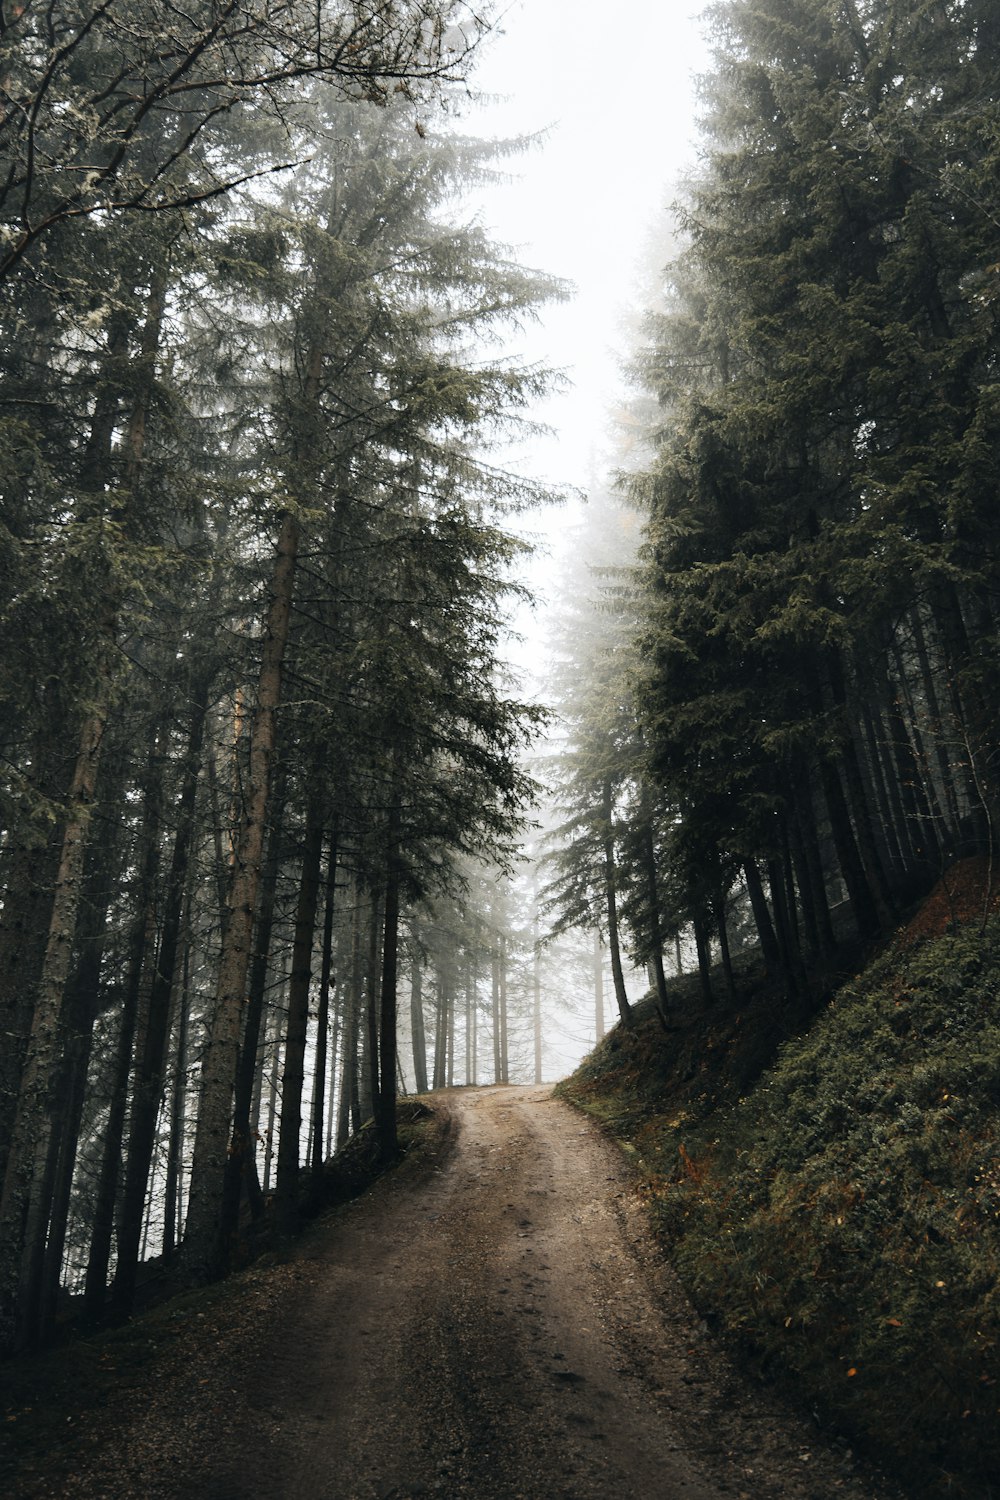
[0,6,558,1352]
[609,0,1000,990]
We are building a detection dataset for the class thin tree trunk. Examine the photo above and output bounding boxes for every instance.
[327,915,346,1146]
[594,929,606,1041]
[818,756,880,940]
[434,967,449,1091]
[602,778,633,1029]
[743,859,780,969]
[826,662,896,925]
[221,762,288,1243]
[692,910,714,1005]
[38,917,106,1340]
[410,958,428,1095]
[498,932,509,1085]
[0,822,61,1187]
[113,668,210,1314]
[375,821,402,1164]
[84,757,163,1320]
[532,910,543,1085]
[715,885,736,1002]
[311,833,338,1176]
[362,889,383,1123]
[183,508,299,1280]
[490,943,502,1084]
[464,950,475,1087]
[0,700,109,1352]
[641,819,672,1029]
[337,884,364,1147]
[909,609,962,839]
[869,692,918,870]
[162,943,191,1260]
[797,782,837,955]
[275,798,325,1235]
[261,1002,281,1197]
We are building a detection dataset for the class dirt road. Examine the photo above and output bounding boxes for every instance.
[63,1086,902,1500]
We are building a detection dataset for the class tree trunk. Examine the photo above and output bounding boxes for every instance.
[715,885,736,1002]
[0,825,61,1187]
[162,944,191,1260]
[490,943,502,1084]
[532,910,543,1085]
[363,889,383,1124]
[337,885,365,1147]
[410,958,428,1095]
[183,508,299,1281]
[602,779,633,1029]
[796,782,837,955]
[84,758,163,1320]
[464,950,476,1087]
[909,608,962,839]
[311,833,338,1176]
[275,798,325,1235]
[498,933,509,1084]
[637,812,671,1028]
[692,910,714,1005]
[742,859,780,969]
[113,669,210,1314]
[593,929,606,1041]
[0,703,109,1353]
[221,762,288,1244]
[375,827,402,1165]
[818,757,880,940]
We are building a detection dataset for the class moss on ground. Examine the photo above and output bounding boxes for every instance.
[559,874,1000,1500]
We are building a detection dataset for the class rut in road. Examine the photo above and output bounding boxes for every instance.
[68,1085,903,1500]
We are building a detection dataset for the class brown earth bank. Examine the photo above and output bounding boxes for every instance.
[4,1085,909,1500]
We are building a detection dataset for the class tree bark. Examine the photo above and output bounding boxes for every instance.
[742,859,780,969]
[113,668,211,1315]
[601,779,633,1029]
[221,761,288,1245]
[311,833,338,1176]
[84,750,163,1320]
[0,702,108,1353]
[593,929,606,1041]
[498,933,509,1084]
[162,944,191,1260]
[275,797,325,1235]
[375,811,402,1164]
[410,957,428,1095]
[183,508,299,1281]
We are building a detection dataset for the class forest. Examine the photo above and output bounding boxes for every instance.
[2,5,999,1476]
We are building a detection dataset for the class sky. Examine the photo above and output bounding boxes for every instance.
[462,0,712,498]
[444,2,712,1072]
[445,0,712,697]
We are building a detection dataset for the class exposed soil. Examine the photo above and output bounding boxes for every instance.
[11,1086,909,1499]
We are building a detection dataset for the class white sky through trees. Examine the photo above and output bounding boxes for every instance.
[457,1,710,689]
[467,1,709,491]
[452,3,710,1072]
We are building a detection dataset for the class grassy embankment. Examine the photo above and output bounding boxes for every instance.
[558,860,1000,1500]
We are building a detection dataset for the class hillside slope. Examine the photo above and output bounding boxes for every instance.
[558,862,1000,1500]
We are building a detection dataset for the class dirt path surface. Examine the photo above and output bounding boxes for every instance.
[54,1085,905,1500]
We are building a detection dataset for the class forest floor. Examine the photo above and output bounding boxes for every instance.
[3,1085,909,1500]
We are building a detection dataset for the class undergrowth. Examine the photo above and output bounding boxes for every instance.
[560,899,1000,1500]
